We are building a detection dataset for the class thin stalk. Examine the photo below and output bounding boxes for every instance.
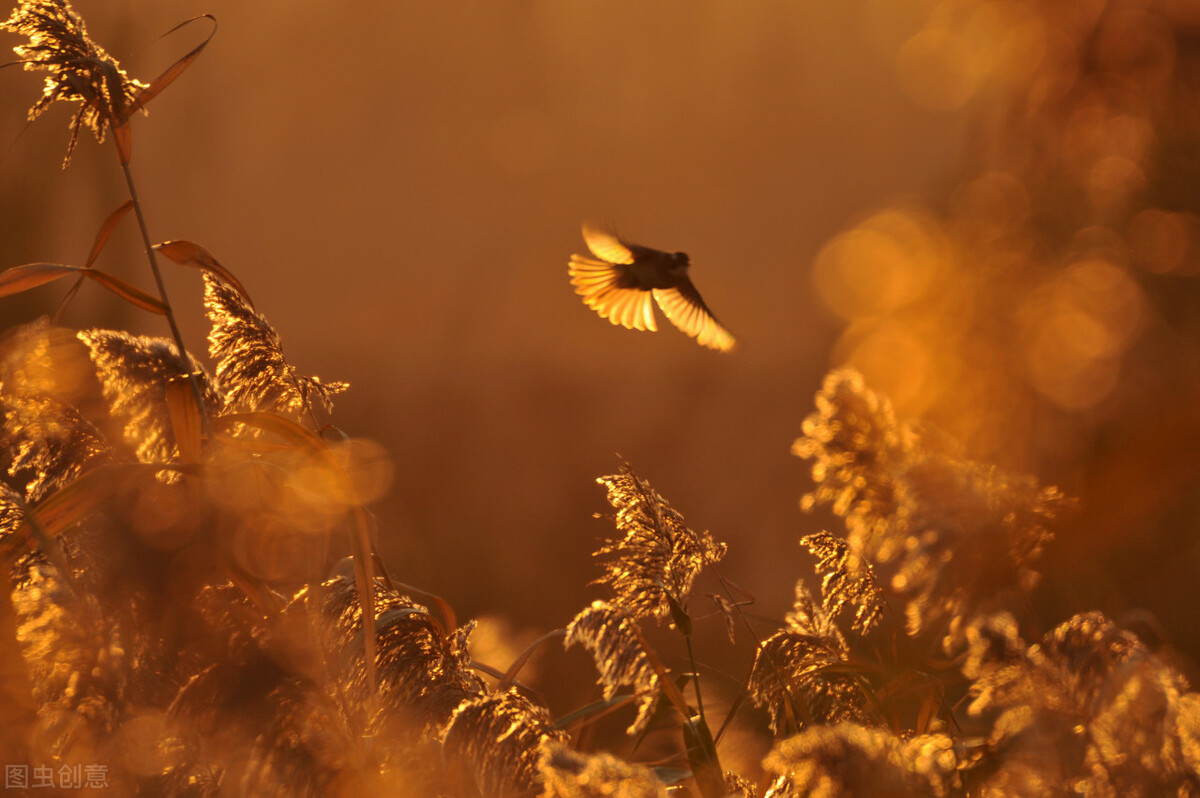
[114,141,211,438]
[683,632,707,725]
[707,559,815,732]
[468,660,549,707]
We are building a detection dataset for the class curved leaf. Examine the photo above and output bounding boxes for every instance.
[552,695,637,731]
[125,15,218,117]
[6,464,160,551]
[389,579,458,635]
[84,269,168,314]
[0,262,166,314]
[165,374,205,463]
[155,239,253,306]
[0,263,78,296]
[56,201,139,321]
[86,200,135,268]
[500,628,566,689]
[682,715,725,798]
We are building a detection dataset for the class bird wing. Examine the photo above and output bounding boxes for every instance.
[581,224,637,265]
[652,279,735,352]
[569,254,657,332]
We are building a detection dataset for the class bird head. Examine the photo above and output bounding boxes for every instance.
[671,251,690,266]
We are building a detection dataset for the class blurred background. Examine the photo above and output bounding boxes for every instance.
[3,0,1200,702]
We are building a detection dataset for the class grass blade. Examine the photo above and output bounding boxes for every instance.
[0,263,78,296]
[86,200,135,268]
[499,628,566,689]
[126,15,218,116]
[553,695,637,731]
[165,373,205,463]
[4,464,150,555]
[389,579,458,635]
[84,269,168,314]
[682,715,725,798]
[155,239,253,307]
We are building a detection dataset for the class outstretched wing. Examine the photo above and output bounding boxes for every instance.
[581,224,637,265]
[569,254,657,332]
[653,279,735,352]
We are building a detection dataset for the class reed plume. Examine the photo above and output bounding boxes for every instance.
[1,0,147,165]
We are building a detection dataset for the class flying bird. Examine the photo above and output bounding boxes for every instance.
[568,224,735,352]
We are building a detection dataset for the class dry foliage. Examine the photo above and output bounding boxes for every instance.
[2,1,1200,796]
[591,462,727,625]
[2,0,146,165]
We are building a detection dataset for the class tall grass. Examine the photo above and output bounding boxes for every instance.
[1,1,1198,796]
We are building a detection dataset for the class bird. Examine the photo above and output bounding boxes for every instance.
[567,224,735,352]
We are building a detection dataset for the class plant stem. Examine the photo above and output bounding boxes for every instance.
[114,143,211,437]
[707,560,814,732]
[684,632,707,724]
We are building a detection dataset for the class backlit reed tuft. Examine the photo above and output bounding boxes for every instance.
[76,329,218,465]
[442,689,567,797]
[592,461,726,625]
[205,273,347,419]
[564,600,663,736]
[2,0,147,165]
[794,369,1069,643]
[763,723,959,798]
[2,394,109,502]
[968,611,1199,795]
[748,583,868,735]
[800,530,884,636]
[4,2,1200,794]
[538,743,668,798]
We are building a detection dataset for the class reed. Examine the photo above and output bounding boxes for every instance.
[0,2,1197,796]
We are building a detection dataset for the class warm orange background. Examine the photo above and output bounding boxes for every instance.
[3,1,1199,686]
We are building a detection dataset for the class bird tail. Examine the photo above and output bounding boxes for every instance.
[568,255,657,332]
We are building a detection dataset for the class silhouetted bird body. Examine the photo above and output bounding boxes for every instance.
[568,225,735,352]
